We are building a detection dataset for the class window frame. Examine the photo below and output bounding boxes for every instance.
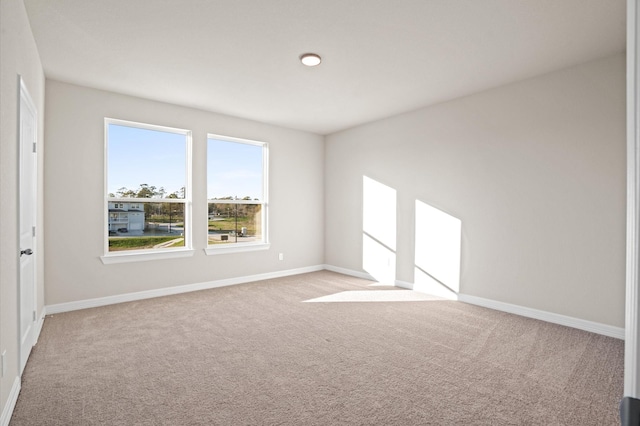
[101,118,194,264]
[205,133,269,255]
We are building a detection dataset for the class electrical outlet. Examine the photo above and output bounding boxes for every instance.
[1,350,6,377]
[279,253,284,261]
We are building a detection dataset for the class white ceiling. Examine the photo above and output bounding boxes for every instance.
[23,0,625,135]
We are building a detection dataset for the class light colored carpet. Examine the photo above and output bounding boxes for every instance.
[11,271,623,425]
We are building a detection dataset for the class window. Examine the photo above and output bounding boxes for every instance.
[103,119,192,262]
[206,134,268,253]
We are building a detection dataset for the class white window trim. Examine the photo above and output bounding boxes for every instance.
[102,118,192,263]
[101,248,195,264]
[204,243,270,256]
[205,133,269,255]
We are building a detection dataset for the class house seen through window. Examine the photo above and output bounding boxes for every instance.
[105,119,191,253]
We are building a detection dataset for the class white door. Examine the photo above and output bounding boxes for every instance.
[19,77,38,374]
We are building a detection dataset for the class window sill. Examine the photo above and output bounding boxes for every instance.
[100,248,195,264]
[204,243,270,256]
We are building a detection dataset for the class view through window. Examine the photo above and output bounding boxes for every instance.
[207,135,267,247]
[105,119,191,253]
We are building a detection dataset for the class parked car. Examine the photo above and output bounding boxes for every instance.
[108,230,117,236]
[117,228,128,233]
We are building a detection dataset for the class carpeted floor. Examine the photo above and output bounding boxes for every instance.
[11,271,623,425]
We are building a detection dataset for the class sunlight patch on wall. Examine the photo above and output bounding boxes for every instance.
[363,233,397,285]
[414,268,458,300]
[414,200,461,299]
[363,176,396,250]
[362,176,397,285]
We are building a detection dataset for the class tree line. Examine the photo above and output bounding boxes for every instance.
[109,184,184,199]
[109,184,258,201]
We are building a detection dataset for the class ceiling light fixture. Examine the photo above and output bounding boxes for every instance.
[300,53,322,67]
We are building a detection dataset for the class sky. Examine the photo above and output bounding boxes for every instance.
[207,137,263,200]
[107,123,263,200]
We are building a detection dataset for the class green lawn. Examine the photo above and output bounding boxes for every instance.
[109,236,185,251]
[208,216,257,234]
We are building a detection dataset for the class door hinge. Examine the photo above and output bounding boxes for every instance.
[32,226,36,237]
[32,311,36,322]
[32,142,36,153]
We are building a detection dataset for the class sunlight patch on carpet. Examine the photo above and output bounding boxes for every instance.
[303,290,446,303]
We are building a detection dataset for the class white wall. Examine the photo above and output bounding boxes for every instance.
[325,54,626,327]
[44,80,324,305]
[0,0,46,420]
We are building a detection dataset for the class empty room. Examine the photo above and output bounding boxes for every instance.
[2,0,639,424]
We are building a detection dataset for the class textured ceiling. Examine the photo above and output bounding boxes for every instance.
[23,0,625,135]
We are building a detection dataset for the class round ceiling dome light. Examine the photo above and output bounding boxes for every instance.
[300,53,322,67]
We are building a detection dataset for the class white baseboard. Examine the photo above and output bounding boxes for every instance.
[324,265,624,339]
[458,294,625,340]
[395,279,459,300]
[33,310,45,344]
[44,263,625,340]
[397,276,623,339]
[394,279,413,290]
[322,264,375,281]
[0,312,45,425]
[46,265,325,315]
[0,377,20,426]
